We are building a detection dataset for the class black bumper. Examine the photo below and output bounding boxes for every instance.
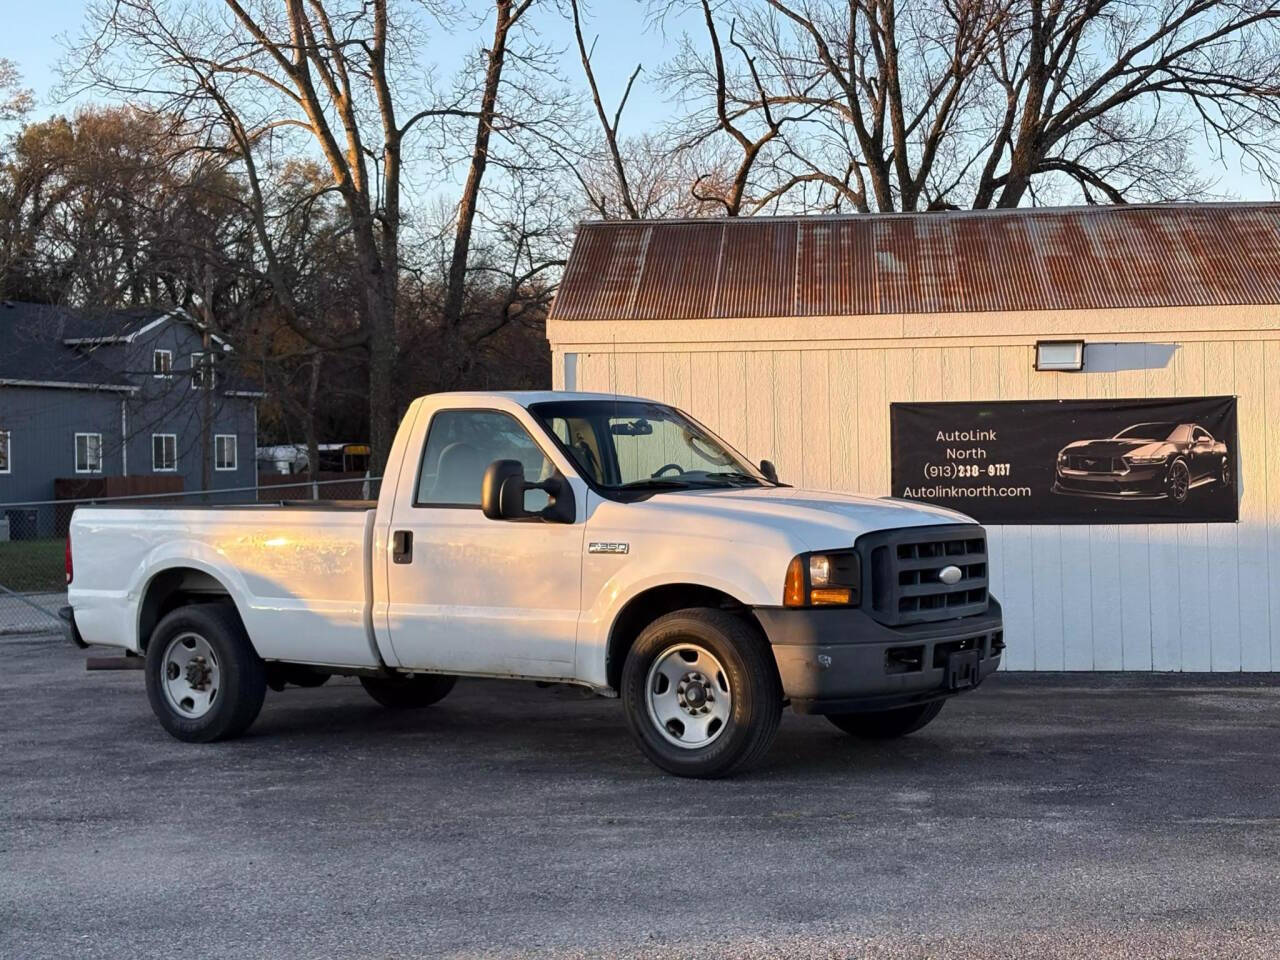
[58,606,89,649]
[1053,466,1167,500]
[754,599,1003,715]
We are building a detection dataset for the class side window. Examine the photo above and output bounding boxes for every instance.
[415,410,553,509]
[1193,426,1212,443]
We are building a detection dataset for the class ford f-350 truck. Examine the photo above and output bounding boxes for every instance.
[65,391,1003,778]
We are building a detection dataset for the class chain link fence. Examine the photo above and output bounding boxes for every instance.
[0,475,381,637]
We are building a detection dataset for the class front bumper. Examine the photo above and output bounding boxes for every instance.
[1053,464,1167,499]
[754,599,1003,715]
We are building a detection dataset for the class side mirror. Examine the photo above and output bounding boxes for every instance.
[481,459,577,523]
[481,459,530,520]
[759,459,779,484]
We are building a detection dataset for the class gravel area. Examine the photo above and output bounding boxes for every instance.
[3,636,1279,959]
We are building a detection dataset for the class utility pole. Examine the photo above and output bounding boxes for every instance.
[201,329,213,501]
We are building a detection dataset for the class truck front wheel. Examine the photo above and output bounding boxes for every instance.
[621,608,782,779]
[144,603,267,743]
[826,700,944,739]
[359,673,456,709]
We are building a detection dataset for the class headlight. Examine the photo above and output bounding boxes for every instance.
[1125,455,1166,465]
[784,550,860,607]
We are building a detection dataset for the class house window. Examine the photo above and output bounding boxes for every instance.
[214,434,237,471]
[0,430,10,474]
[152,434,177,472]
[75,433,103,474]
[153,349,173,378]
[190,352,215,390]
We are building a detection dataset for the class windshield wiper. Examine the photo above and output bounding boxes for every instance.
[705,472,763,486]
[617,478,699,490]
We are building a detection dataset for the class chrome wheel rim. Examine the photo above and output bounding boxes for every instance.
[161,632,221,719]
[1170,461,1189,501]
[645,643,732,749]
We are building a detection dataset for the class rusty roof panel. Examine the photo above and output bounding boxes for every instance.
[548,203,1280,321]
[713,219,796,318]
[553,222,649,320]
[629,221,722,320]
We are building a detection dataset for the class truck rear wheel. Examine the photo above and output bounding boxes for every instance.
[827,699,945,739]
[621,608,781,779]
[144,603,267,743]
[359,673,456,709]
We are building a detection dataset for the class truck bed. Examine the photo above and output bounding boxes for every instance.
[68,504,382,668]
[76,500,378,511]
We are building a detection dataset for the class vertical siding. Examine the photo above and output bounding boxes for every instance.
[571,334,1280,671]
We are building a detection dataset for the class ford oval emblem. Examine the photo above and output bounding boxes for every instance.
[938,565,963,585]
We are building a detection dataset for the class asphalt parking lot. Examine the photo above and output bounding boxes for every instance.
[3,635,1280,960]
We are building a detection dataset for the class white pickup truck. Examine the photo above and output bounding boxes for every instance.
[65,391,1003,777]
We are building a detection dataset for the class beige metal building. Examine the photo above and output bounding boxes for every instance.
[546,202,1280,672]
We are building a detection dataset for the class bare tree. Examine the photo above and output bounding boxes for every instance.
[657,0,1280,210]
[442,0,537,332]
[0,59,34,123]
[67,0,479,470]
[570,0,644,219]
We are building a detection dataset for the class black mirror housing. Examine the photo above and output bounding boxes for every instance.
[481,459,577,523]
[759,459,779,484]
[481,460,530,520]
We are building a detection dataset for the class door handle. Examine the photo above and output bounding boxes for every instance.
[392,530,413,564]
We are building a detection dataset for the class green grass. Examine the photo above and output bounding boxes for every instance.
[0,538,68,593]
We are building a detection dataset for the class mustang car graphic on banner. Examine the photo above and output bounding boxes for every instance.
[1053,421,1231,503]
[890,396,1238,524]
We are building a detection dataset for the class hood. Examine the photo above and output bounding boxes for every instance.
[599,485,975,551]
[1062,438,1169,457]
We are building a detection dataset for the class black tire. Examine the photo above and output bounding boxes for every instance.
[827,699,945,740]
[360,673,456,709]
[1167,458,1191,504]
[620,608,782,779]
[144,603,267,743]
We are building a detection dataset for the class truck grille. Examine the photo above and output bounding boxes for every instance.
[1066,455,1124,474]
[857,525,990,626]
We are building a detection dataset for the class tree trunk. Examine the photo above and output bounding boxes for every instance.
[365,288,397,477]
[305,351,321,500]
[442,0,516,331]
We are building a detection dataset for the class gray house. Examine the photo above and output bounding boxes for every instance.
[0,302,260,538]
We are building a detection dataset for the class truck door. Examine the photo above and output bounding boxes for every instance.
[384,407,584,676]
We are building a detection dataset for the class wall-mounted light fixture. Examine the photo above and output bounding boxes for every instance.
[1035,339,1085,372]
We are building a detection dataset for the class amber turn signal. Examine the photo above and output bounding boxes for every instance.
[783,556,806,607]
[809,587,853,605]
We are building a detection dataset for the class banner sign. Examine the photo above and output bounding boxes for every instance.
[890,396,1238,524]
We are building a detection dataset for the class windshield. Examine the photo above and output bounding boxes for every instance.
[528,400,768,492]
[1113,422,1179,441]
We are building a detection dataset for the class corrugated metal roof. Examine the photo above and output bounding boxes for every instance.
[549,203,1280,321]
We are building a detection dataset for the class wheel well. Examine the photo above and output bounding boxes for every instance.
[138,567,241,650]
[605,583,764,691]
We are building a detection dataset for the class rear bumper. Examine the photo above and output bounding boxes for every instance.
[754,599,1003,715]
[58,606,89,649]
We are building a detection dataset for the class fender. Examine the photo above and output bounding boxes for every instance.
[130,541,257,651]
[575,560,782,690]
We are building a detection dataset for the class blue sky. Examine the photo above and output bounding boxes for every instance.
[4,0,1271,202]
[3,0,681,131]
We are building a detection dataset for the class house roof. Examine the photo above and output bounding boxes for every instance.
[57,304,177,342]
[0,302,136,390]
[549,202,1280,321]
